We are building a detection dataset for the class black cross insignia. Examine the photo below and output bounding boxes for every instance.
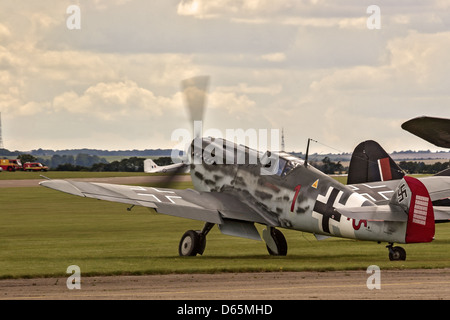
[313,188,342,234]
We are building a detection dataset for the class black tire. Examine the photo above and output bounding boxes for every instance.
[389,246,406,261]
[196,232,207,255]
[179,230,201,256]
[266,228,288,256]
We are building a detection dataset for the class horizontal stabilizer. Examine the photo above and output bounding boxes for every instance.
[336,205,408,222]
[339,176,435,243]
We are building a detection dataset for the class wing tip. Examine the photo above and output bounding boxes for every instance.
[40,179,85,197]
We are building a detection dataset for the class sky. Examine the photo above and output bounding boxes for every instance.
[1,0,450,154]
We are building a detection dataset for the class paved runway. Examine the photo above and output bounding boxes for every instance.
[1,269,450,300]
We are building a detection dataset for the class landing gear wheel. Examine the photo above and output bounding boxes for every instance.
[387,244,406,261]
[179,230,202,256]
[266,228,288,256]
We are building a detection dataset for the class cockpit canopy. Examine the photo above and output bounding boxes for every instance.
[260,151,304,177]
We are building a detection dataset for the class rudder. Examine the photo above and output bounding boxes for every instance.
[391,176,435,243]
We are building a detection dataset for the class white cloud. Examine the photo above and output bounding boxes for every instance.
[1,1,450,151]
[261,52,286,62]
[52,80,182,121]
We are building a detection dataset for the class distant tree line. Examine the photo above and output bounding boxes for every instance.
[21,154,173,172]
[15,148,175,157]
[9,152,450,175]
[399,161,450,174]
[312,157,345,174]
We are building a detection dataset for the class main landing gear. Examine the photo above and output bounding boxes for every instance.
[178,224,289,257]
[386,243,406,261]
[263,227,288,256]
[178,222,214,256]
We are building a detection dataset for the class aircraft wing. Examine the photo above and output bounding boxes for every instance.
[401,116,450,148]
[39,180,278,236]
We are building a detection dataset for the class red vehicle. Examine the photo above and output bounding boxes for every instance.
[0,159,22,171]
[23,162,49,172]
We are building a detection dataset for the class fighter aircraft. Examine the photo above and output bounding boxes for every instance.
[40,77,450,261]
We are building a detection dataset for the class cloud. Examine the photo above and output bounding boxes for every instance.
[2,1,450,152]
[52,80,182,121]
[260,52,286,62]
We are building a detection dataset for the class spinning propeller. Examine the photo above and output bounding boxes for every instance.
[152,76,210,187]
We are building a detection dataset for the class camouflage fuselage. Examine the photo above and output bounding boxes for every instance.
[190,137,407,243]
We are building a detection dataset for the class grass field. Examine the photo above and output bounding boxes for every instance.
[1,173,449,279]
[0,171,151,180]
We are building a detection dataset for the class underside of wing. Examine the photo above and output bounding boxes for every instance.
[401,116,450,148]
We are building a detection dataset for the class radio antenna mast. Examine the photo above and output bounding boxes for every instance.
[304,138,317,167]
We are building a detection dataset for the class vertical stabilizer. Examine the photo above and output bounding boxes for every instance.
[348,140,404,184]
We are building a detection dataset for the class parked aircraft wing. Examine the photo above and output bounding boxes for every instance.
[39,180,277,227]
[401,116,450,148]
[434,207,450,222]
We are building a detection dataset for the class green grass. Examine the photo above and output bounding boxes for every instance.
[1,175,450,279]
[0,171,151,180]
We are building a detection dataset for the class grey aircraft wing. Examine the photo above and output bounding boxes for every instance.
[401,116,450,148]
[40,179,278,240]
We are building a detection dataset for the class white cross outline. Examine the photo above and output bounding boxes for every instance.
[137,193,161,202]
[150,187,175,193]
[165,195,182,204]
[348,184,394,201]
[133,186,182,204]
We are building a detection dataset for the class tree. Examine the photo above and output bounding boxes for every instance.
[317,157,344,174]
[18,154,37,163]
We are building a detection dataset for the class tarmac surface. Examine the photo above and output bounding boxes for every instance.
[1,269,450,300]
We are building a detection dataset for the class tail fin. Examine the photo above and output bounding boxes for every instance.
[347,140,404,184]
[391,176,435,243]
[144,159,159,173]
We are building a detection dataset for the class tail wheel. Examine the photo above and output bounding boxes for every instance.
[387,244,406,261]
[266,228,288,256]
